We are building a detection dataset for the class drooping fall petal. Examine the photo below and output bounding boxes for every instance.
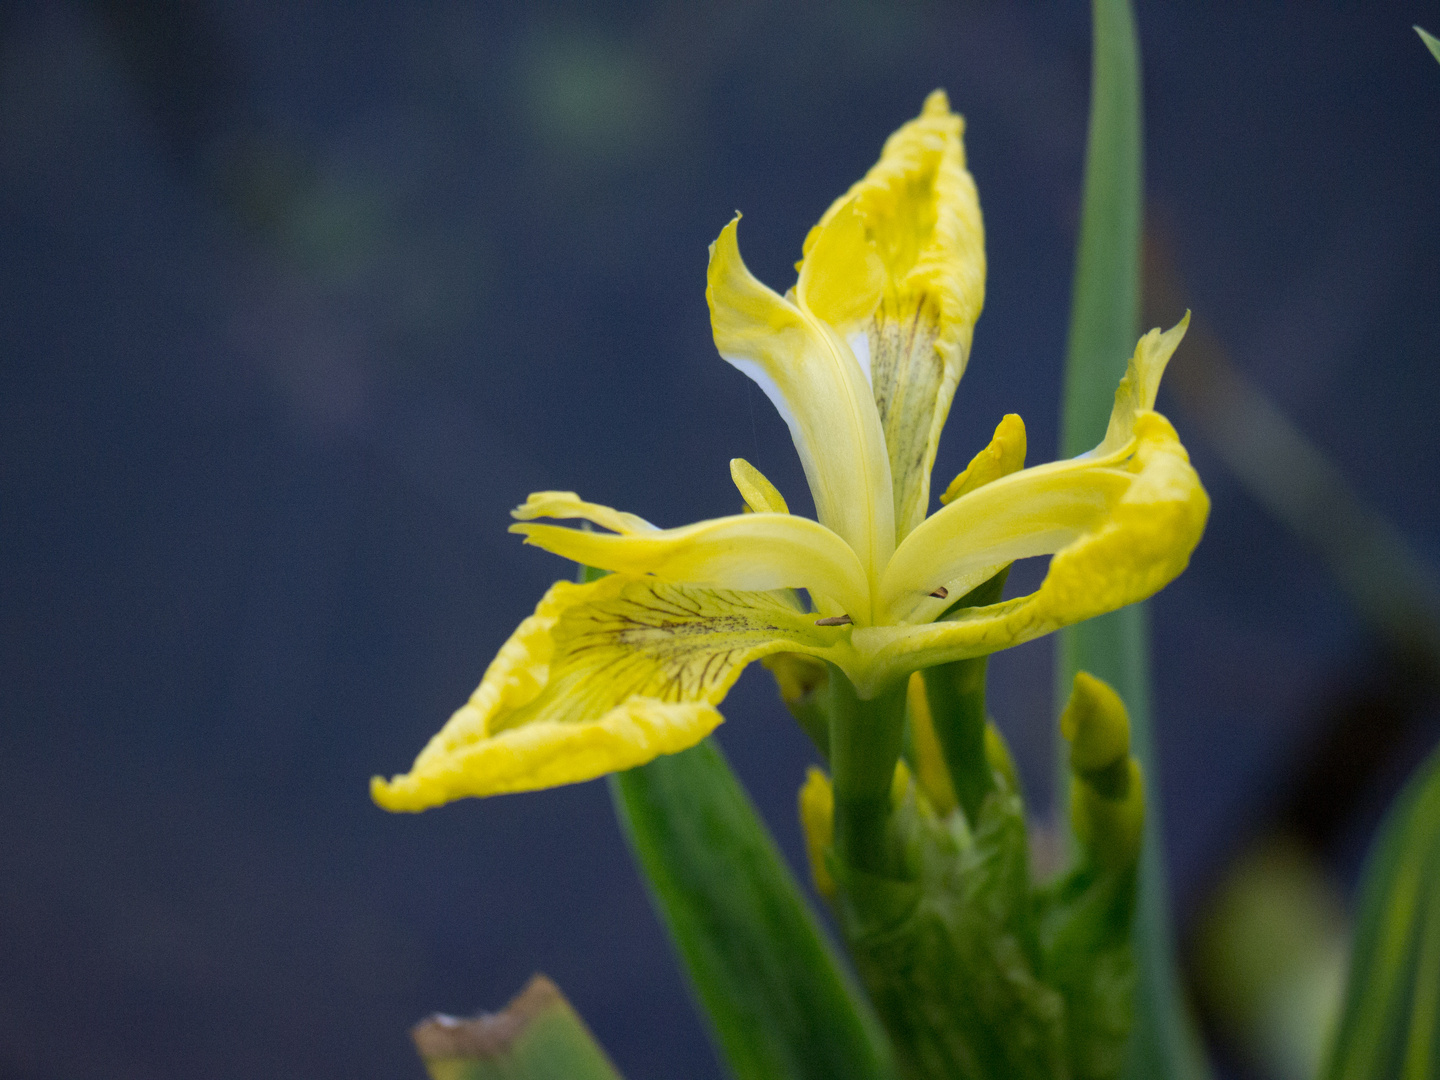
[371,576,840,809]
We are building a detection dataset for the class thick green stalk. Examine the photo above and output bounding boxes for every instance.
[827,667,909,878]
[611,740,894,1080]
[1057,3,1208,1079]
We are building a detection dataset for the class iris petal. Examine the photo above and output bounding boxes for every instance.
[856,413,1208,690]
[371,576,837,808]
[802,89,986,541]
[511,491,872,622]
[707,216,895,599]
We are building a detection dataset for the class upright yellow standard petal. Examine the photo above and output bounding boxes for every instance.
[804,89,986,540]
[372,576,838,810]
[707,216,895,603]
[795,200,887,333]
[511,490,871,621]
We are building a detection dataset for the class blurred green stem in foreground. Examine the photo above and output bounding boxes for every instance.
[1323,742,1440,1080]
[1058,2,1208,1079]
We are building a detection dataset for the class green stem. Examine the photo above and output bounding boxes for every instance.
[827,666,908,878]
[924,569,1010,824]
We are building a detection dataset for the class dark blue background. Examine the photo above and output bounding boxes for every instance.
[3,2,1439,1077]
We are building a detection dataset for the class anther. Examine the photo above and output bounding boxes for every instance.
[929,586,949,599]
[815,615,853,626]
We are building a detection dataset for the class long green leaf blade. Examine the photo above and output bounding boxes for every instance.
[1418,26,1440,66]
[1323,742,1440,1080]
[611,739,894,1080]
[1057,3,1208,1079]
[412,975,626,1080]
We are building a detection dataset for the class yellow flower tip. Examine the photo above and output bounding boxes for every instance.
[1061,671,1131,773]
[906,671,958,816]
[798,766,836,899]
[983,723,1020,793]
[940,413,1028,505]
[921,88,952,118]
[890,758,914,806]
[730,457,789,515]
[1070,758,1145,870]
[511,491,579,520]
[1098,313,1194,456]
[371,772,421,812]
[1063,674,1144,868]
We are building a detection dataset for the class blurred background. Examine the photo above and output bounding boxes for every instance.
[3,2,1439,1078]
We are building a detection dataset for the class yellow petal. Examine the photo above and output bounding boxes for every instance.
[730,458,789,514]
[511,490,658,534]
[940,413,1027,505]
[707,216,895,595]
[880,456,1133,625]
[372,576,836,810]
[798,766,836,899]
[511,490,871,622]
[1095,314,1190,458]
[804,90,986,540]
[795,200,885,332]
[851,412,1208,690]
[906,670,958,817]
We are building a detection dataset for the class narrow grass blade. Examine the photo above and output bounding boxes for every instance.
[1323,742,1440,1080]
[1057,3,1208,1079]
[611,739,894,1080]
[412,975,625,1080]
[1418,26,1440,65]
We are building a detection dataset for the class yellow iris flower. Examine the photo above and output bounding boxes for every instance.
[372,91,1208,812]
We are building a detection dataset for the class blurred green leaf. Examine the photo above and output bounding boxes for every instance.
[611,739,895,1080]
[412,975,625,1080]
[1057,3,1208,1080]
[1417,26,1440,65]
[1323,742,1440,1080]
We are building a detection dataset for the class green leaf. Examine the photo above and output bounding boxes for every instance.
[611,739,895,1080]
[1323,742,1440,1080]
[1057,3,1209,1080]
[1418,26,1440,66]
[412,974,626,1080]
